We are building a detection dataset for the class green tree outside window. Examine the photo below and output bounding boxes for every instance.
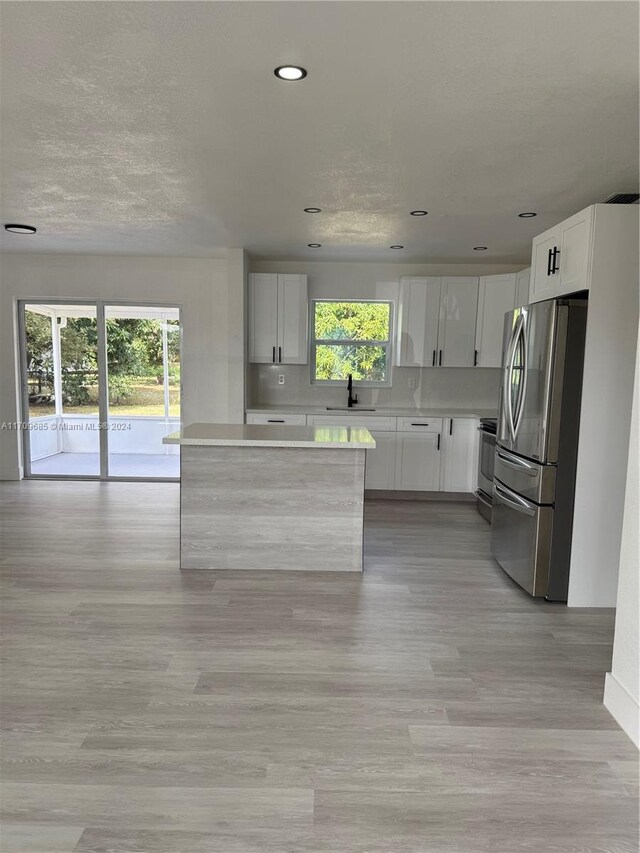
[312,301,392,382]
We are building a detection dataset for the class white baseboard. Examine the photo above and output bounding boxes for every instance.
[604,672,639,748]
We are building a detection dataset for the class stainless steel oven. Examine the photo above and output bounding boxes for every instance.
[476,418,497,522]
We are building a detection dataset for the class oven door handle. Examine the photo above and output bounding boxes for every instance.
[493,481,537,517]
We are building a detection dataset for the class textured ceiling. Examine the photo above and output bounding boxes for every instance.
[1,1,638,262]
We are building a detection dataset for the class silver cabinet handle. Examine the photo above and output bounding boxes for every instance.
[493,481,536,517]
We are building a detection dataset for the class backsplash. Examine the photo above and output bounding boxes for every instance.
[247,364,501,410]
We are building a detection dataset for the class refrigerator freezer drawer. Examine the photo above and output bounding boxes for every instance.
[491,479,553,597]
[494,445,556,504]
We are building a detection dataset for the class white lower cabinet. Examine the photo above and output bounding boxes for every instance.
[306,416,397,492]
[249,412,479,495]
[394,419,443,491]
[395,431,442,491]
[365,431,397,490]
[440,418,479,492]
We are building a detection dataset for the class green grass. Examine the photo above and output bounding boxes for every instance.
[29,382,180,419]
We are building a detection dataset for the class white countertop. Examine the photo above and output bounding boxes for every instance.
[245,405,498,419]
[163,422,376,449]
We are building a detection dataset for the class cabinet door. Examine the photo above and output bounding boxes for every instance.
[440,418,479,492]
[365,431,397,490]
[396,277,441,367]
[475,274,517,368]
[559,207,594,294]
[277,274,308,364]
[529,207,594,303]
[515,268,530,307]
[530,228,561,303]
[437,277,479,367]
[395,432,442,491]
[248,274,278,363]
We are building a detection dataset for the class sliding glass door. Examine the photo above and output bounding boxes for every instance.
[19,301,181,480]
[105,306,180,478]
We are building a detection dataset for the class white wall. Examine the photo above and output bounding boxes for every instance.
[0,251,246,480]
[569,206,639,607]
[248,259,521,410]
[604,323,640,747]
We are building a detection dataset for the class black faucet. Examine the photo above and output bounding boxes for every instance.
[347,374,358,408]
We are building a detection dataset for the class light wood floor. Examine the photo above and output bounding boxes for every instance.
[0,481,637,853]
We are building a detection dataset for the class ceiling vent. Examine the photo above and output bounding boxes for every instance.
[603,192,640,204]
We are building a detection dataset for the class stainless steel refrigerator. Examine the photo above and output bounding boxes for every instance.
[491,297,587,600]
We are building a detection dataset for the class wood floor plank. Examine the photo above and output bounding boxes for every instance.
[0,482,637,853]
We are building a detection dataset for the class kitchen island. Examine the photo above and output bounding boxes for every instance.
[163,423,375,572]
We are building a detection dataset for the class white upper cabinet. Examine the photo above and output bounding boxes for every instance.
[248,273,308,364]
[440,418,478,492]
[248,274,279,363]
[515,267,531,307]
[530,207,594,303]
[396,276,478,368]
[437,277,479,367]
[277,274,308,364]
[396,277,441,367]
[474,274,517,368]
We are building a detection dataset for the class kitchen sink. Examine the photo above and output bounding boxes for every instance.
[326,407,376,412]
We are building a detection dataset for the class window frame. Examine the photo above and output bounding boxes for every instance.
[309,298,394,387]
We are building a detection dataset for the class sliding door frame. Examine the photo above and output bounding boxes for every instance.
[18,298,182,482]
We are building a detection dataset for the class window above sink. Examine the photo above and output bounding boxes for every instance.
[311,300,393,386]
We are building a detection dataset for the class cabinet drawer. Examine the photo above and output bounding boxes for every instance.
[397,417,443,433]
[246,413,307,425]
[307,414,397,431]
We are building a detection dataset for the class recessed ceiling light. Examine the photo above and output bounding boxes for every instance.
[473,246,488,251]
[307,243,322,248]
[274,66,307,81]
[390,245,404,250]
[304,207,321,213]
[5,223,36,234]
[410,210,428,216]
[518,212,537,218]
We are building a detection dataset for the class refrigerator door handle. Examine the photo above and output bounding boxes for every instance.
[505,315,523,443]
[512,314,529,440]
[496,449,538,476]
[493,481,537,517]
